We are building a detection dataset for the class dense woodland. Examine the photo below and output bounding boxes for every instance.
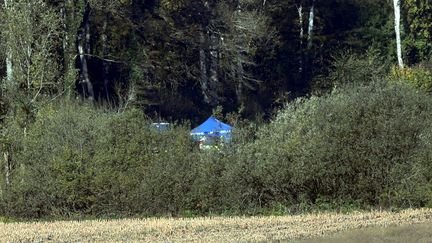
[0,0,432,219]
[0,0,430,120]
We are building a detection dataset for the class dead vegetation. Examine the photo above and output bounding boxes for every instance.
[299,222,432,243]
[1,208,431,242]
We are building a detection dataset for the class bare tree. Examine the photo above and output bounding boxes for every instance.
[219,0,273,106]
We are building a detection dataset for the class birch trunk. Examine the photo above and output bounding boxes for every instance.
[393,0,404,68]
[307,2,315,50]
[298,4,304,75]
[78,1,94,100]
[300,0,315,88]
[6,52,13,83]
[3,152,10,186]
[4,0,13,83]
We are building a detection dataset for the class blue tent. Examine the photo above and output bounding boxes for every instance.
[190,117,232,142]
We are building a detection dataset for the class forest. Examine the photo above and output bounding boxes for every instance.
[0,0,431,219]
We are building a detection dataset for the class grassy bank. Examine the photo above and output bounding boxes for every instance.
[1,208,431,242]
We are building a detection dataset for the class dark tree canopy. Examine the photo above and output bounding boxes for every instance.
[1,0,431,121]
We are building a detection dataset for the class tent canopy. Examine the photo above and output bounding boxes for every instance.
[190,117,232,141]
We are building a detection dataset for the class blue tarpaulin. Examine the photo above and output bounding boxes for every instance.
[190,117,232,142]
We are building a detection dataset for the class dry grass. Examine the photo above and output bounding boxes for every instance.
[298,222,432,243]
[1,208,431,242]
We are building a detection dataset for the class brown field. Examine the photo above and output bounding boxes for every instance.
[1,209,431,242]
[299,222,432,243]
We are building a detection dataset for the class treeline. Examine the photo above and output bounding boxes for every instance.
[0,0,431,121]
[1,55,432,218]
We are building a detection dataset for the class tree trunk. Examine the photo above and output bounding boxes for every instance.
[298,4,304,75]
[78,1,94,100]
[307,2,315,50]
[60,4,67,59]
[236,57,244,105]
[199,29,210,104]
[200,1,219,106]
[208,29,219,105]
[6,52,13,83]
[393,0,404,68]
[3,152,10,186]
[298,0,315,91]
[102,15,110,99]
[235,3,244,105]
[4,0,13,83]
[61,0,76,95]
[60,2,70,77]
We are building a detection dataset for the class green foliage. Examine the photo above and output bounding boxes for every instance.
[389,64,432,93]
[403,0,432,64]
[231,82,432,210]
[92,112,196,215]
[1,0,432,220]
[1,0,62,101]
[0,99,199,218]
[2,100,107,217]
[2,82,432,219]
[0,216,14,223]
[312,50,390,93]
[212,105,224,120]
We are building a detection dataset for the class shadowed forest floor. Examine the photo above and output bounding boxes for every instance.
[0,209,431,242]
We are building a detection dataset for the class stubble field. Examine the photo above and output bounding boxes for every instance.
[1,208,431,242]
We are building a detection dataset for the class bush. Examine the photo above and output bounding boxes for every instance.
[389,64,432,93]
[231,82,432,210]
[2,82,432,219]
[92,111,197,216]
[1,100,108,217]
[0,100,199,218]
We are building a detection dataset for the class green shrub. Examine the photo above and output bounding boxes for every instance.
[233,82,432,209]
[2,82,432,219]
[0,100,199,218]
[2,100,108,217]
[92,112,197,216]
[312,50,390,93]
[389,64,432,93]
